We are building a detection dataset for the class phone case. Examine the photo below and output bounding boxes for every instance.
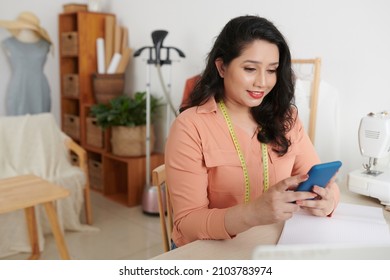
[295,161,342,192]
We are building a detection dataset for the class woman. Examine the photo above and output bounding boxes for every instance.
[165,15,339,248]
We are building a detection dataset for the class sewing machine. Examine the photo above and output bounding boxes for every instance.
[348,111,390,209]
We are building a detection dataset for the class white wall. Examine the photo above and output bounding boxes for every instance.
[1,0,390,181]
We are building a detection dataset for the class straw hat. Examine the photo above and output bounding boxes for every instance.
[0,11,52,44]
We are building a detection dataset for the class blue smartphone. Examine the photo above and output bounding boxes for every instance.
[295,161,342,192]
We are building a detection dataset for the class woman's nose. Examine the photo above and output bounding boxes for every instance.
[254,72,266,87]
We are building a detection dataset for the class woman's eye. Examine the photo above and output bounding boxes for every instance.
[267,69,277,74]
[244,67,256,72]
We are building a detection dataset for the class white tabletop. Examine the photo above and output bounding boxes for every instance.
[152,181,390,260]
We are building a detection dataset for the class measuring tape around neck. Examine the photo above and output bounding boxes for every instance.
[261,141,269,192]
[218,100,269,203]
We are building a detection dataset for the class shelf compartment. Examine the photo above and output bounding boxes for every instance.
[88,153,104,192]
[63,74,80,98]
[86,117,104,148]
[63,114,80,140]
[60,32,78,56]
[103,153,164,207]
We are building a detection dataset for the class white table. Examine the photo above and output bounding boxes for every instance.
[152,181,390,260]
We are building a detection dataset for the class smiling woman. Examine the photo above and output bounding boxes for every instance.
[165,15,340,248]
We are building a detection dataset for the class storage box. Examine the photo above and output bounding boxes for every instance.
[92,73,125,104]
[63,74,79,98]
[88,159,103,191]
[61,32,78,56]
[86,117,104,148]
[63,3,88,13]
[63,114,80,140]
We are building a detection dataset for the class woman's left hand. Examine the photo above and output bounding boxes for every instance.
[295,179,338,217]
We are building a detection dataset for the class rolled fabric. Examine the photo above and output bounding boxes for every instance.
[116,48,132,73]
[107,52,122,74]
[96,38,105,74]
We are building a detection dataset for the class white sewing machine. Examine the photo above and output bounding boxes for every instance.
[348,111,390,209]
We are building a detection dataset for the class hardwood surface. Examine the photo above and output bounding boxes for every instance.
[0,175,71,259]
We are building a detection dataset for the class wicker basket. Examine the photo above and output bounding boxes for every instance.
[63,74,79,98]
[63,114,80,140]
[69,151,79,166]
[61,32,78,56]
[92,73,125,104]
[63,4,88,13]
[86,117,104,148]
[88,159,103,191]
[111,125,155,157]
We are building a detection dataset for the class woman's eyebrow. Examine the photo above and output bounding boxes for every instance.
[243,60,279,66]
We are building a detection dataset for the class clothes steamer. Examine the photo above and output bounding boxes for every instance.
[134,30,185,214]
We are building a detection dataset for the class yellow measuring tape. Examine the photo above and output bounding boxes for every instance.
[261,142,269,192]
[218,100,269,204]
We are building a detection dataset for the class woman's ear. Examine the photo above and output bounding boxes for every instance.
[215,58,225,78]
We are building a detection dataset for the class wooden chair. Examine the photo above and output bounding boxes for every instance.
[66,138,93,225]
[152,164,173,252]
[292,58,322,144]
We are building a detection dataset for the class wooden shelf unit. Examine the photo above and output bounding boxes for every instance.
[59,11,112,145]
[58,11,164,207]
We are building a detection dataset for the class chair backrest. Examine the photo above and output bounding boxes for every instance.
[0,113,74,179]
[152,164,173,252]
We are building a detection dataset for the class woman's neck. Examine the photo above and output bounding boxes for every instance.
[15,29,40,43]
[222,99,258,137]
[223,98,252,121]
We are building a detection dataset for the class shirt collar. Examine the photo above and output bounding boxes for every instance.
[196,97,218,114]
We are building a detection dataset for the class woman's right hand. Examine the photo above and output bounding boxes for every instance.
[225,174,317,236]
[246,174,318,225]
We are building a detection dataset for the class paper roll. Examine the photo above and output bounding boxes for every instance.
[105,16,115,71]
[121,27,129,53]
[114,25,122,54]
[116,48,132,73]
[107,53,122,74]
[96,38,105,74]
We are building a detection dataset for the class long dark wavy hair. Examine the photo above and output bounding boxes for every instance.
[181,15,295,156]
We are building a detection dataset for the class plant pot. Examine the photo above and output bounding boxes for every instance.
[111,125,155,157]
[92,73,125,104]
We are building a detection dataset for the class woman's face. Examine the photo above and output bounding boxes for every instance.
[215,39,279,110]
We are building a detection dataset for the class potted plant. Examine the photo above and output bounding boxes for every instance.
[90,91,161,157]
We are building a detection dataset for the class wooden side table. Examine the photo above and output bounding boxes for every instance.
[0,175,71,260]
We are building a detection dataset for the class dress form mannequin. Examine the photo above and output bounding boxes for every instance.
[3,29,41,56]
[14,28,40,43]
[0,12,52,115]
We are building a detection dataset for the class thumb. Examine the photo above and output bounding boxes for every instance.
[276,174,309,192]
